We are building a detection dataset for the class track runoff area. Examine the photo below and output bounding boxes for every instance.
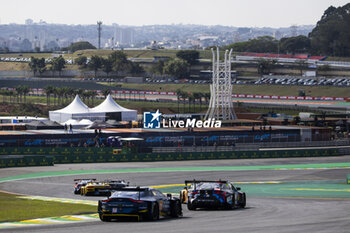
[0,157,349,232]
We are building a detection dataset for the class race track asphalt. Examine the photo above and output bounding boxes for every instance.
[0,156,350,233]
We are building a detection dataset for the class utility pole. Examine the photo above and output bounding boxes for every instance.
[97,21,102,50]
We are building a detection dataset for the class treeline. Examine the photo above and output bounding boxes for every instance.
[29,56,66,76]
[0,85,110,106]
[27,49,200,79]
[224,3,350,57]
[75,51,145,77]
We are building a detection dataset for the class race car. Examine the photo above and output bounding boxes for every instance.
[80,180,129,196]
[181,180,246,210]
[98,186,182,222]
[74,178,96,194]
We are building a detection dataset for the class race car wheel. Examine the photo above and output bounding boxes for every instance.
[187,201,196,211]
[99,213,111,222]
[171,200,182,217]
[146,202,159,221]
[240,193,246,208]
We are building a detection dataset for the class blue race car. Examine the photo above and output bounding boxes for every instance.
[185,180,246,210]
[98,186,182,222]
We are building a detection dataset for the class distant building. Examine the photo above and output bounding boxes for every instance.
[20,39,32,52]
[25,19,33,25]
[114,27,134,45]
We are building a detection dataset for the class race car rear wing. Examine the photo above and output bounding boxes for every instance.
[104,179,129,184]
[184,180,228,184]
[111,187,149,200]
[113,187,148,191]
[74,178,96,183]
[184,180,228,189]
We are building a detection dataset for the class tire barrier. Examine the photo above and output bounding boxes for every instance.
[0,147,340,168]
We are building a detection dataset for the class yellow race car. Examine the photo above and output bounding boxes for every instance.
[81,180,129,196]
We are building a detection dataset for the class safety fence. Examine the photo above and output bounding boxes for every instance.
[0,146,341,168]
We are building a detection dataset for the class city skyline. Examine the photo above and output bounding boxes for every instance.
[2,0,349,27]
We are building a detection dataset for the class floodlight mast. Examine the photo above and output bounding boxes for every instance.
[205,47,237,121]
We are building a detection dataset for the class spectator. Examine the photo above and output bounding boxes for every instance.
[69,124,73,134]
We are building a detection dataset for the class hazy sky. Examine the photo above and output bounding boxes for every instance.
[1,0,349,27]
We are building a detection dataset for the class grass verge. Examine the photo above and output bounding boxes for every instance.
[0,191,96,222]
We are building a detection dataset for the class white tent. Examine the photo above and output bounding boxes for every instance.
[79,119,93,125]
[49,95,104,123]
[90,94,137,121]
[49,94,137,123]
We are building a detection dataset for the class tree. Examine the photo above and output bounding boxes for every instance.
[128,62,145,75]
[45,85,55,106]
[224,36,278,53]
[29,57,46,76]
[193,92,203,111]
[101,58,113,77]
[176,89,183,113]
[188,93,194,112]
[88,55,102,77]
[309,3,350,56]
[176,50,199,65]
[204,93,210,105]
[50,56,66,77]
[15,86,23,103]
[88,90,97,105]
[37,58,46,76]
[102,89,111,98]
[163,59,189,79]
[180,92,189,113]
[150,60,165,75]
[75,56,88,69]
[22,86,29,103]
[109,51,129,72]
[280,36,311,54]
[55,87,65,105]
[257,59,276,76]
[28,57,38,76]
[15,85,30,103]
[62,41,96,52]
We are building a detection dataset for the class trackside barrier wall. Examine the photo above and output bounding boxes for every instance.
[0,147,340,168]
[0,155,53,168]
